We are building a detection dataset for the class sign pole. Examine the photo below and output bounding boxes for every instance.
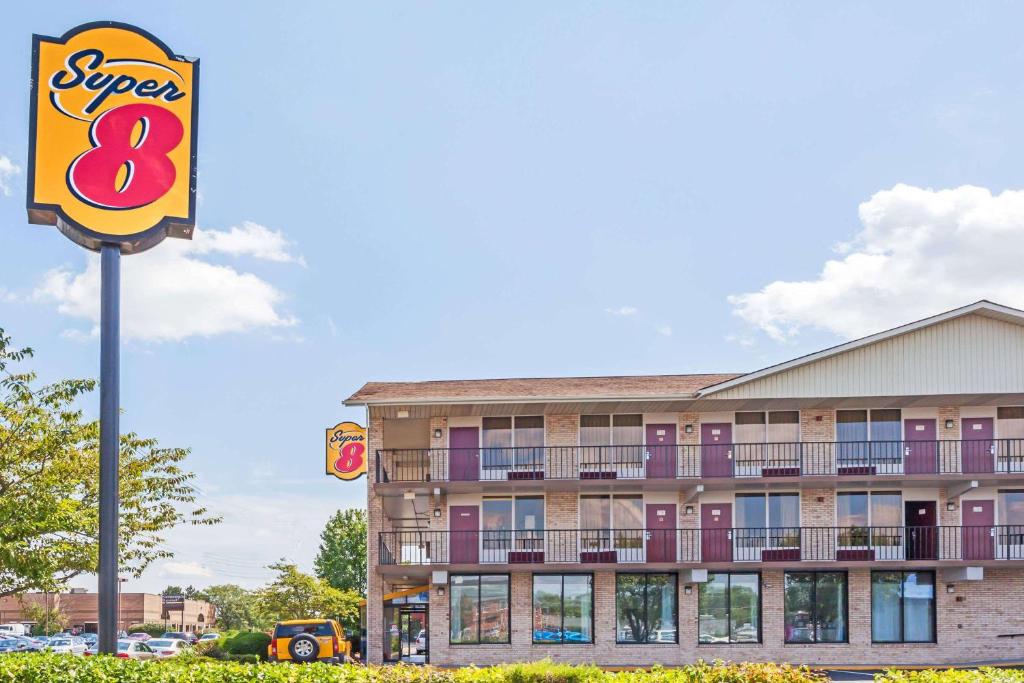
[98,243,121,654]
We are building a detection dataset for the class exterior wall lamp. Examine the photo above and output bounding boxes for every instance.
[437,586,445,596]
[433,508,442,518]
[685,505,695,515]
[945,419,955,429]
[946,584,955,594]
[684,424,694,434]
[684,585,692,595]
[433,428,443,439]
[946,502,957,512]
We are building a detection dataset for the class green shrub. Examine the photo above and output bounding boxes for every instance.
[126,623,167,637]
[222,630,272,659]
[0,654,832,683]
[877,670,1024,683]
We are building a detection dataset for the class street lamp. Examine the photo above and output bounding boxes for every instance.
[117,578,128,635]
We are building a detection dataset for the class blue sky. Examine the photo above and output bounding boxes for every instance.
[3,1,1024,591]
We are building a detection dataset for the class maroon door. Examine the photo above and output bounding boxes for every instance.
[646,504,677,562]
[449,427,479,481]
[962,499,995,560]
[701,503,732,562]
[962,418,995,474]
[449,505,479,564]
[905,501,937,560]
[645,424,677,479]
[701,424,733,478]
[904,419,937,474]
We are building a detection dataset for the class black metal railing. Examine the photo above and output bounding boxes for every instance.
[377,525,1024,565]
[376,439,1024,483]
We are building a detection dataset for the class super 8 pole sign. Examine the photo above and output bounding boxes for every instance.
[27,22,198,253]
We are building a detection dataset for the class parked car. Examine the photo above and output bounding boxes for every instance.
[80,633,98,646]
[126,632,151,642]
[0,638,27,654]
[85,639,159,660]
[268,619,350,664]
[11,635,45,651]
[46,636,87,655]
[198,632,220,642]
[147,638,191,658]
[415,629,426,654]
[161,631,198,644]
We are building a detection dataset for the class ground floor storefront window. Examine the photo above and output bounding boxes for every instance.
[532,574,594,643]
[784,571,847,643]
[871,571,935,643]
[698,572,760,644]
[616,573,678,643]
[449,574,511,644]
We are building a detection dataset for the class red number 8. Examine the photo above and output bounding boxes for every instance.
[335,442,365,474]
[68,102,184,210]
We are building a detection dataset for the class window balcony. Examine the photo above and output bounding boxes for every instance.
[377,525,1024,567]
[375,439,1024,483]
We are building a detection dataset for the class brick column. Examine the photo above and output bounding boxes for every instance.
[678,411,700,476]
[545,414,577,479]
[366,409,385,664]
[801,409,835,474]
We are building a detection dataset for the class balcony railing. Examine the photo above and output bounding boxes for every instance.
[376,439,1024,483]
[378,525,1024,566]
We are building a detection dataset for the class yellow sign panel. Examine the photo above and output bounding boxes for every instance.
[326,422,368,481]
[27,22,199,253]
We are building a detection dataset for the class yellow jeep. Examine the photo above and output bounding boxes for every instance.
[268,619,350,664]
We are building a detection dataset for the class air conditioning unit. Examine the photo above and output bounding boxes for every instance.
[431,570,448,585]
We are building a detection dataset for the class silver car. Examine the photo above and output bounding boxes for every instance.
[46,636,87,656]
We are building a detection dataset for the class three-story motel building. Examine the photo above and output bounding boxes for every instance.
[347,301,1024,666]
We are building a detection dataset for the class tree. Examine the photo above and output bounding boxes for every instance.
[19,598,68,635]
[161,585,201,599]
[0,329,218,598]
[314,508,367,595]
[256,561,361,630]
[195,584,266,630]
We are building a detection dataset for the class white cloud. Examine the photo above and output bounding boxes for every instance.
[605,305,638,316]
[35,222,300,342]
[159,561,212,579]
[656,324,673,336]
[729,184,1024,341]
[0,156,20,196]
[191,221,305,265]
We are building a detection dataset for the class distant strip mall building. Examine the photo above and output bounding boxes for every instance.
[347,301,1024,666]
[0,591,215,634]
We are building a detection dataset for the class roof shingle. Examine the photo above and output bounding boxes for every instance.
[345,373,743,404]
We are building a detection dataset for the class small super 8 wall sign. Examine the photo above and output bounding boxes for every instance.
[27,22,199,253]
[326,422,368,481]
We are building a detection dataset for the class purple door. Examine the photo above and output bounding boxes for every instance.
[645,424,676,479]
[904,419,937,474]
[449,505,479,564]
[449,427,479,481]
[701,503,732,562]
[646,504,676,562]
[962,418,995,474]
[962,500,995,560]
[701,424,733,478]
[905,501,937,560]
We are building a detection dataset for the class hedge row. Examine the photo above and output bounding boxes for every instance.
[0,655,826,683]
[877,670,1024,683]
[2,655,1021,683]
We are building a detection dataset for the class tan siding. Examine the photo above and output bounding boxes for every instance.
[712,314,1024,399]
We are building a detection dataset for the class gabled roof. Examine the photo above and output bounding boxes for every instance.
[697,300,1024,397]
[344,373,742,406]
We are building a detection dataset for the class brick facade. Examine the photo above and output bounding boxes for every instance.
[367,405,1024,666]
[416,568,1024,666]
